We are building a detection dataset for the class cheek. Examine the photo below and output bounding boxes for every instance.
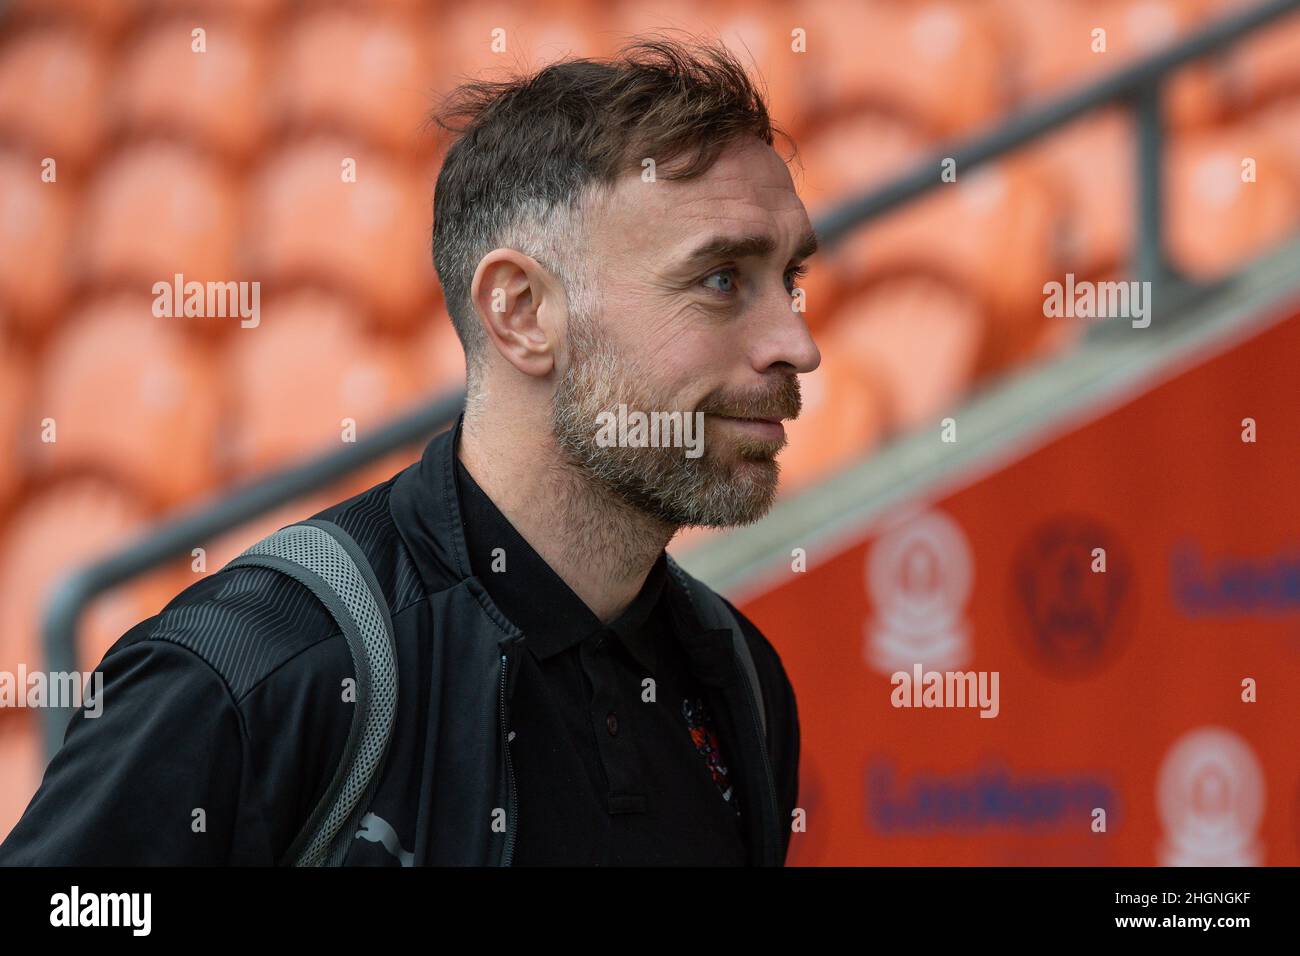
[662,332,735,408]
[605,298,732,406]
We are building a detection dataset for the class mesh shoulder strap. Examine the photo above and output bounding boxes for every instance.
[226,518,398,866]
[664,554,767,745]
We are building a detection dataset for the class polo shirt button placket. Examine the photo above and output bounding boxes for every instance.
[582,631,646,815]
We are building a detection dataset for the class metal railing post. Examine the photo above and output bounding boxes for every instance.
[1133,80,1180,298]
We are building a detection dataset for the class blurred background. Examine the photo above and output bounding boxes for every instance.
[1,0,1299,865]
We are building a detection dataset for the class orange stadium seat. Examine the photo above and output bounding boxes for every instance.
[777,344,886,494]
[1023,303,1087,364]
[789,254,842,337]
[223,289,423,476]
[607,0,807,132]
[433,0,613,83]
[114,17,268,161]
[33,295,222,507]
[991,0,1222,128]
[325,305,459,502]
[413,309,469,396]
[0,25,109,169]
[0,712,43,845]
[987,0,1082,94]
[795,112,930,212]
[245,139,436,328]
[705,0,812,138]
[136,0,288,23]
[796,0,1005,138]
[1216,0,1300,106]
[1249,93,1300,187]
[1025,108,1136,279]
[794,111,930,323]
[822,273,986,433]
[607,0,723,44]
[843,162,1063,372]
[275,7,435,152]
[1167,125,1300,278]
[4,0,136,40]
[0,479,179,677]
[82,141,241,288]
[0,149,73,334]
[0,334,32,511]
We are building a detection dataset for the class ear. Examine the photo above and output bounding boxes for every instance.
[470,248,558,379]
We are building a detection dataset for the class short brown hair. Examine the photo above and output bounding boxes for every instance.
[430,34,789,378]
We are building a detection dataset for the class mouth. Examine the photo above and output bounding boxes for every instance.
[710,414,787,443]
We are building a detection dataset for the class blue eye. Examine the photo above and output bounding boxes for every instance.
[703,268,737,295]
[702,265,810,298]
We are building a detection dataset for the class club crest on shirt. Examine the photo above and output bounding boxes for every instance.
[682,696,740,815]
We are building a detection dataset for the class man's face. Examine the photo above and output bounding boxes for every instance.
[551,137,821,528]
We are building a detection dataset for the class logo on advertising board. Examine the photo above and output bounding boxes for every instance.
[1170,540,1300,617]
[1011,514,1136,679]
[1157,726,1265,866]
[864,757,1118,833]
[864,508,974,676]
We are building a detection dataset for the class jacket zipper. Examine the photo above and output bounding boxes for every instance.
[736,660,782,865]
[498,652,517,866]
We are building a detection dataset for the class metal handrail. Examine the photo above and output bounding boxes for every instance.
[37,389,464,755]
[38,0,1300,758]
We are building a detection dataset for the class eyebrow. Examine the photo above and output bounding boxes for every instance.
[673,228,820,273]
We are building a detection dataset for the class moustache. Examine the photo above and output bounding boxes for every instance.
[696,375,802,423]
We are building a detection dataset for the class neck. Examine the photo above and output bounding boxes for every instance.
[457,405,676,624]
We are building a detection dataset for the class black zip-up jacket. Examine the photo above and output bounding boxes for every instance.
[0,415,800,866]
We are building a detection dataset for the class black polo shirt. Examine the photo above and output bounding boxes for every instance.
[453,455,748,865]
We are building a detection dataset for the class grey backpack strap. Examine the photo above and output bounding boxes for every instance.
[665,554,767,745]
[225,518,398,866]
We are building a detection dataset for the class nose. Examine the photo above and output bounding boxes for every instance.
[750,287,821,376]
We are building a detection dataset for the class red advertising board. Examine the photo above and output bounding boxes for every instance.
[747,306,1300,866]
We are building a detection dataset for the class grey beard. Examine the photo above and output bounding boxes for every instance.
[549,324,781,529]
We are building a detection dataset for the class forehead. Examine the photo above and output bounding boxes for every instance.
[590,137,810,259]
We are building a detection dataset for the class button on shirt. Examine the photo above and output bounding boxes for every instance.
[454,456,748,865]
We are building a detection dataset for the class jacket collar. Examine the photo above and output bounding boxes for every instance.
[389,412,739,687]
[389,414,474,587]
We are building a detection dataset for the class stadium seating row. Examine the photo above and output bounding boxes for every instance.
[1,0,1299,714]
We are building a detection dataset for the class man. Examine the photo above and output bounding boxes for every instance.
[0,37,819,866]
